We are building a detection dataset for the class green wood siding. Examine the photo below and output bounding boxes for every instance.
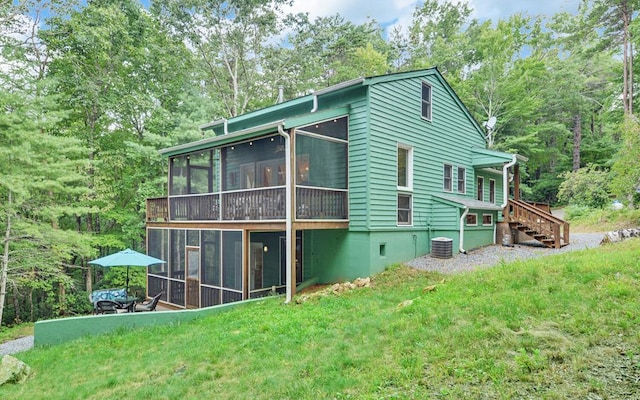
[364,73,487,230]
[346,96,370,230]
[474,169,504,205]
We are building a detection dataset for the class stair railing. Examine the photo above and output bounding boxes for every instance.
[504,200,570,248]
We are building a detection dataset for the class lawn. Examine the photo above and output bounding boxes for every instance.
[3,239,640,399]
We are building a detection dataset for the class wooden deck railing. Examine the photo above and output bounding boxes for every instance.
[296,187,348,219]
[171,194,220,221]
[146,197,169,222]
[222,187,286,220]
[505,199,569,248]
[147,187,349,222]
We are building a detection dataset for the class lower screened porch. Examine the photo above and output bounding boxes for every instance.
[146,227,308,309]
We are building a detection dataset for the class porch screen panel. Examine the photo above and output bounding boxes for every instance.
[148,275,167,297]
[221,136,285,191]
[295,134,347,189]
[147,229,168,276]
[170,155,188,195]
[201,286,221,307]
[169,280,185,306]
[299,117,348,140]
[169,229,185,280]
[222,231,242,291]
[188,150,213,194]
[202,230,221,286]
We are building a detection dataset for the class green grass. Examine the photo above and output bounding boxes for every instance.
[564,205,640,232]
[0,323,33,343]
[3,240,640,399]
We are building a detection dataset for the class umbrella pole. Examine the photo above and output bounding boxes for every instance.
[126,266,130,294]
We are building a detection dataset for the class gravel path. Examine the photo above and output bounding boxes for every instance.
[0,335,34,357]
[407,232,606,274]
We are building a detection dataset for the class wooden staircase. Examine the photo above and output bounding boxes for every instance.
[504,200,570,249]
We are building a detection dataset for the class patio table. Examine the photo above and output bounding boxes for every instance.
[113,296,137,313]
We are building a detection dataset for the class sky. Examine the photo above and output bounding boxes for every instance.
[285,0,581,33]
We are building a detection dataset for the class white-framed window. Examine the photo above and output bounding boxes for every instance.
[457,167,466,193]
[489,179,496,204]
[421,81,432,120]
[477,176,484,201]
[466,213,477,226]
[397,144,413,190]
[444,164,453,192]
[397,194,412,225]
[482,214,493,226]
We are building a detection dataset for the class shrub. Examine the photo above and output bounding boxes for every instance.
[558,165,610,208]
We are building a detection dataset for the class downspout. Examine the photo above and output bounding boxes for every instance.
[310,77,365,113]
[310,90,318,113]
[501,155,518,209]
[277,124,293,304]
[459,206,469,254]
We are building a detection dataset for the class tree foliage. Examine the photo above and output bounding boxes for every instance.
[1,0,638,325]
[557,165,611,208]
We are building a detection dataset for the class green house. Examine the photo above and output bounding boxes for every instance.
[145,68,567,309]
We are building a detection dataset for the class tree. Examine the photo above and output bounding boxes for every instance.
[610,117,640,207]
[557,164,611,208]
[41,0,202,296]
[152,0,292,117]
[587,0,639,115]
[0,83,92,326]
[402,0,473,78]
[281,14,390,91]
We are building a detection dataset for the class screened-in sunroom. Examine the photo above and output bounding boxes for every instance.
[145,116,350,308]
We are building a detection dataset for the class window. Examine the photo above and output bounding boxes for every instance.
[477,176,484,201]
[444,164,452,192]
[397,144,413,190]
[421,82,432,120]
[489,179,496,204]
[466,213,477,226]
[458,167,466,193]
[397,194,412,225]
[482,214,493,226]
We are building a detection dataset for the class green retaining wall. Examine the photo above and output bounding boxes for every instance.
[34,298,266,347]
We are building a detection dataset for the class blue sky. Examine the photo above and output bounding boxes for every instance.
[286,0,581,32]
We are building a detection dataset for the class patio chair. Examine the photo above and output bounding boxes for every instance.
[134,292,163,312]
[95,300,120,314]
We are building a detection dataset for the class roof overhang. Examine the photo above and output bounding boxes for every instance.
[160,120,285,157]
[433,194,503,211]
[471,148,527,168]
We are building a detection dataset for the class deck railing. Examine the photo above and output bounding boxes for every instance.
[146,186,348,222]
[505,199,569,248]
[147,187,349,222]
[296,187,348,219]
[222,187,285,220]
[146,197,169,222]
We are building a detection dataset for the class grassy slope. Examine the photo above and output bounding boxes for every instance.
[3,240,640,399]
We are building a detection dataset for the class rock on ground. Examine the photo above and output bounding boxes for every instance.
[0,355,31,386]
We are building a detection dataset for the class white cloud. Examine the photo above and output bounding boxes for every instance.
[285,0,581,34]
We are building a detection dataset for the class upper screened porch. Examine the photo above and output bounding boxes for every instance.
[146,117,349,223]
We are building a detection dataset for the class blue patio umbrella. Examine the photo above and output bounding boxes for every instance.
[89,248,166,293]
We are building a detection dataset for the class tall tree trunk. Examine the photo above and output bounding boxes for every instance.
[622,0,633,115]
[629,36,633,115]
[0,191,12,328]
[573,114,582,171]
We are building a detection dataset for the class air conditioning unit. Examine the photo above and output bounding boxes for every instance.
[431,237,453,259]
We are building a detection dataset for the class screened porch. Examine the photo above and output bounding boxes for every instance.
[146,117,350,223]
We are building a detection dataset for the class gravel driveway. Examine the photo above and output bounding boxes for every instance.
[407,232,606,274]
[0,335,34,357]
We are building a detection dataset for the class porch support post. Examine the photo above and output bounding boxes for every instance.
[278,124,295,303]
[243,229,250,300]
[513,164,520,201]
